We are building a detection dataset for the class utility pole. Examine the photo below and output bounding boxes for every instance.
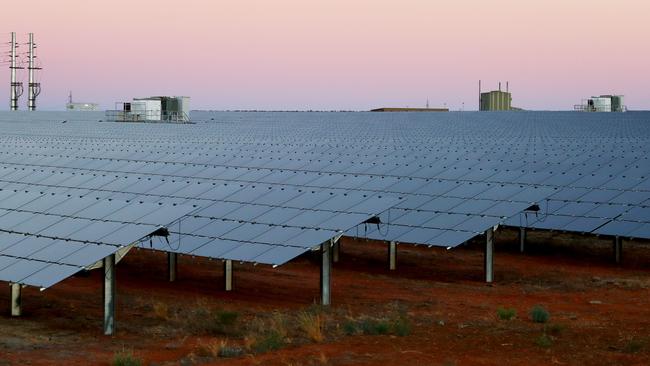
[27,33,41,111]
[9,32,23,110]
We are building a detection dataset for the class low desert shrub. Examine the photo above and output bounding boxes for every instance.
[250,330,285,353]
[152,302,169,320]
[530,305,550,323]
[359,318,390,335]
[297,311,324,342]
[112,349,142,366]
[623,339,644,354]
[391,314,412,336]
[535,333,552,348]
[497,307,517,320]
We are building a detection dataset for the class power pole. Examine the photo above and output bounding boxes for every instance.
[9,32,23,111]
[27,33,41,111]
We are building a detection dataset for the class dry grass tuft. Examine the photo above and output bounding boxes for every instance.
[297,311,324,342]
[152,302,170,320]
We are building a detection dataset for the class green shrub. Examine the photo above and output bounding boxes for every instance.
[391,315,411,336]
[343,314,411,337]
[113,349,142,366]
[204,310,240,335]
[217,310,239,326]
[624,339,644,354]
[497,307,517,320]
[359,319,390,335]
[535,334,552,348]
[343,321,358,335]
[251,330,284,354]
[530,305,550,323]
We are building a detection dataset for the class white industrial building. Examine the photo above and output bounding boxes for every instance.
[106,96,190,122]
[575,95,626,112]
[66,92,98,111]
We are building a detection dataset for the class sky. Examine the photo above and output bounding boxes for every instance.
[1,0,649,111]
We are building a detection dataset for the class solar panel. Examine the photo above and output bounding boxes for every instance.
[0,190,196,288]
[1,109,649,276]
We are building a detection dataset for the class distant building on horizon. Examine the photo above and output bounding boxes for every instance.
[370,107,449,112]
[479,81,520,111]
[575,95,626,112]
[105,96,191,123]
[65,91,98,111]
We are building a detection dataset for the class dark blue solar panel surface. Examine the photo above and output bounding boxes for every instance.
[0,109,649,288]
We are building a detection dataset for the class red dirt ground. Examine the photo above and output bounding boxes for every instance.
[1,229,649,366]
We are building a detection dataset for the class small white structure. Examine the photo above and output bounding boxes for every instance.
[67,102,99,111]
[106,96,190,122]
[575,95,626,112]
[66,92,98,111]
[587,97,612,112]
[131,98,162,120]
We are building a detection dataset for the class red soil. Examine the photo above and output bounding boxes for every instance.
[1,229,649,365]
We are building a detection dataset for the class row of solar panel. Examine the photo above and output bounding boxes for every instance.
[1,148,647,191]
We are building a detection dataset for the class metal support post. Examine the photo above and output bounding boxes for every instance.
[10,283,21,317]
[321,239,332,306]
[168,252,177,282]
[485,228,494,283]
[519,227,526,253]
[224,260,233,291]
[103,254,116,336]
[388,241,397,270]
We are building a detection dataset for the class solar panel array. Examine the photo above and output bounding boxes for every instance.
[0,188,194,288]
[0,110,649,289]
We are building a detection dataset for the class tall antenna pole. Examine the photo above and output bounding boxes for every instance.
[9,32,23,111]
[27,33,41,111]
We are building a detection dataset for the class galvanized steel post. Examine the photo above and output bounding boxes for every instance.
[10,283,21,317]
[519,227,526,253]
[103,254,116,335]
[388,241,397,271]
[321,239,332,306]
[168,252,177,282]
[485,229,494,283]
[224,260,233,291]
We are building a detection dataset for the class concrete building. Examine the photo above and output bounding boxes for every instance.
[480,90,512,111]
[479,81,519,111]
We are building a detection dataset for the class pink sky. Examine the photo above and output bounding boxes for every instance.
[1,0,649,110]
